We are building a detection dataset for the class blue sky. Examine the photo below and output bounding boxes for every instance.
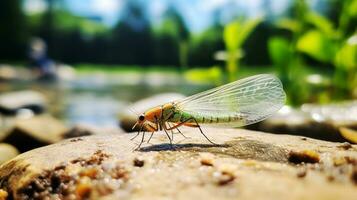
[23,0,292,32]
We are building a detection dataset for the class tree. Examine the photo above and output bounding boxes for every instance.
[0,0,28,60]
[110,1,153,65]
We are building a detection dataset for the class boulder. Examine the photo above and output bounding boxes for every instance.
[62,124,125,139]
[0,91,46,116]
[119,93,186,132]
[0,128,356,200]
[0,143,19,165]
[1,115,68,152]
[0,65,17,81]
[256,102,357,142]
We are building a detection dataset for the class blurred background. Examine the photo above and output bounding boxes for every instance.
[0,0,356,154]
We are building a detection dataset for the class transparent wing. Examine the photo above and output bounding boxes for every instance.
[176,74,286,127]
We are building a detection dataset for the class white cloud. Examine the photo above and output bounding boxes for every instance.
[91,0,123,14]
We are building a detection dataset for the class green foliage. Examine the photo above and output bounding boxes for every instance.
[223,17,262,81]
[28,10,108,35]
[268,37,291,68]
[223,18,262,51]
[335,36,357,71]
[189,25,224,66]
[152,7,190,68]
[296,30,337,62]
[276,18,302,33]
[268,0,357,104]
[184,66,223,85]
[334,34,357,93]
[304,12,336,36]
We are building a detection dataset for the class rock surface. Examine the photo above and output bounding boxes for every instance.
[0,143,19,165]
[1,115,68,152]
[0,90,46,115]
[256,103,357,142]
[0,128,356,200]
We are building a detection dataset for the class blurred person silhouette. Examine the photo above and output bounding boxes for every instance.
[28,37,57,80]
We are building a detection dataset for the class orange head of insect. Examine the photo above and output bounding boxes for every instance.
[132,114,146,130]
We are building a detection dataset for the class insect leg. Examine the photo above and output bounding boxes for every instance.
[176,127,188,139]
[167,122,187,139]
[136,131,146,150]
[131,123,145,140]
[165,117,196,130]
[147,131,154,143]
[166,122,175,141]
[161,121,173,146]
[130,132,140,140]
[191,117,217,145]
[163,126,172,145]
[134,125,145,150]
[167,118,215,144]
[155,115,172,144]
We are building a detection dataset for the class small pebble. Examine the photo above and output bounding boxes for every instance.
[199,153,215,166]
[0,189,8,200]
[327,175,335,182]
[133,158,145,167]
[333,157,347,166]
[296,168,307,178]
[215,164,237,186]
[79,167,98,179]
[76,182,92,199]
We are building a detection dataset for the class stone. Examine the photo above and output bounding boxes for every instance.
[0,65,17,81]
[1,115,68,152]
[62,124,125,139]
[0,143,19,165]
[0,128,356,200]
[255,103,357,142]
[0,90,46,116]
[119,93,186,132]
[62,125,97,139]
[339,127,357,144]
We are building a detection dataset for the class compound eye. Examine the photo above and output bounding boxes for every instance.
[139,115,145,121]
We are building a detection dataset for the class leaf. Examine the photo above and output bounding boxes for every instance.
[348,0,357,17]
[305,12,336,36]
[223,21,241,50]
[236,17,262,47]
[296,30,337,62]
[268,37,291,66]
[223,17,262,51]
[276,18,301,33]
[335,41,357,70]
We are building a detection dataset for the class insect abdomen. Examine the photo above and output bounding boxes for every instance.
[169,109,244,125]
[195,114,244,124]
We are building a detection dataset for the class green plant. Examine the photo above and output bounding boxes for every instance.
[270,0,357,104]
[223,17,262,81]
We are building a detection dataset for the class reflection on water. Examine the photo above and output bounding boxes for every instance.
[64,93,124,127]
[0,72,210,128]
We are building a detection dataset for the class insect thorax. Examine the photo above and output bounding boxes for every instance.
[162,105,182,123]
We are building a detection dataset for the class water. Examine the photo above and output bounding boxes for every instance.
[0,71,210,128]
